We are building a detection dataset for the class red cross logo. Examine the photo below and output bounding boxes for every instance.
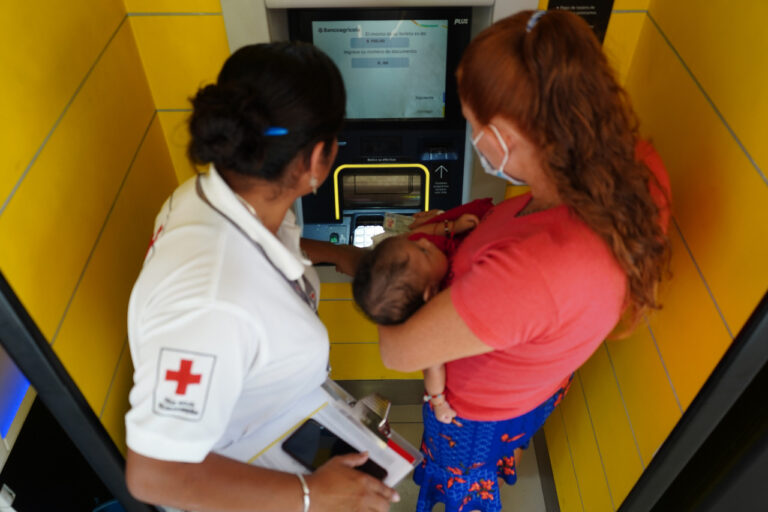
[165,359,202,395]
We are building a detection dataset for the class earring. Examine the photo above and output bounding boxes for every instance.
[309,175,318,195]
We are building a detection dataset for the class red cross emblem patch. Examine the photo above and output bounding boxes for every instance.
[153,349,216,421]
[166,359,201,394]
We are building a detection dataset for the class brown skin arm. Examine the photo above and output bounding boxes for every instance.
[409,209,444,229]
[378,288,493,372]
[409,213,480,237]
[301,238,368,277]
[126,448,398,512]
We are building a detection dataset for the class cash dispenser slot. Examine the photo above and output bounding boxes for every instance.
[333,164,430,220]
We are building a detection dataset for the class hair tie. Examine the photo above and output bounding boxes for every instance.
[526,10,546,32]
[263,126,288,136]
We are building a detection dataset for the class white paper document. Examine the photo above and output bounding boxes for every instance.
[217,381,422,488]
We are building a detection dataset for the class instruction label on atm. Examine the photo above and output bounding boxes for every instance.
[547,0,615,43]
[432,165,450,195]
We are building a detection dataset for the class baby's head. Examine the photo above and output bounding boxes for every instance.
[353,235,449,325]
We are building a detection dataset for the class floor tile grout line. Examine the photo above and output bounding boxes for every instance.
[645,11,767,187]
[0,16,128,218]
[646,322,684,414]
[603,341,646,469]
[671,217,734,339]
[559,406,587,512]
[100,337,128,420]
[577,371,616,510]
[51,111,157,346]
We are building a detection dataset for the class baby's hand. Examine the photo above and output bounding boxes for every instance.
[432,400,458,424]
[451,213,480,235]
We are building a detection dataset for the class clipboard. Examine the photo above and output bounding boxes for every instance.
[232,379,422,488]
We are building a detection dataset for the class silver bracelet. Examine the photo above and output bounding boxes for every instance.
[296,473,310,512]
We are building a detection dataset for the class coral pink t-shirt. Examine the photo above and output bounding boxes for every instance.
[446,195,626,420]
[446,140,671,421]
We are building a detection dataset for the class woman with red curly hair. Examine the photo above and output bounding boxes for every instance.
[376,10,671,512]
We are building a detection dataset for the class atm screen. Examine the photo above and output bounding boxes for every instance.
[312,19,448,120]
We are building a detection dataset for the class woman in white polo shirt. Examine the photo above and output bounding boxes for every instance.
[124,43,398,512]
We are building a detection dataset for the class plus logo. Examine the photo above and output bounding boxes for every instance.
[165,359,202,395]
[154,349,216,420]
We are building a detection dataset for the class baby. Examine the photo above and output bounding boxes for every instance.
[353,199,493,423]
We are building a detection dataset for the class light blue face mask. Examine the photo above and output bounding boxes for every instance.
[471,124,527,186]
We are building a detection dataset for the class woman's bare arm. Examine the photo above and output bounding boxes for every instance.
[300,238,367,276]
[126,448,397,512]
[378,289,493,372]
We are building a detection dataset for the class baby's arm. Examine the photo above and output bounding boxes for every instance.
[409,213,480,238]
[423,365,457,424]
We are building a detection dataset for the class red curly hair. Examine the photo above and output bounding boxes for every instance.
[457,10,671,331]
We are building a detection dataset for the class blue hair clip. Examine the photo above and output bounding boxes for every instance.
[526,10,546,33]
[264,126,289,136]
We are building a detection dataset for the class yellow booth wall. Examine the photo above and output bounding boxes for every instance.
[0,0,228,455]
[542,1,768,510]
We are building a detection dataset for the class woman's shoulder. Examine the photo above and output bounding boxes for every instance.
[464,206,622,288]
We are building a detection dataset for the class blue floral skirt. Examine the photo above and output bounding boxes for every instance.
[413,378,572,512]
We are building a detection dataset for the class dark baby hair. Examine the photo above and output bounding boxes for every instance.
[353,237,426,325]
[188,42,345,182]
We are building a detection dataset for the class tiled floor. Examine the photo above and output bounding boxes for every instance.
[388,405,548,512]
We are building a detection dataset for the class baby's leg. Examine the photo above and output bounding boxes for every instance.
[423,365,457,424]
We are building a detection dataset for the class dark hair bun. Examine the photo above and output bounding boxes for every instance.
[188,42,345,182]
[189,84,268,172]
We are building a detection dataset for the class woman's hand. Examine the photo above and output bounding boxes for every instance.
[307,452,400,512]
[331,244,367,276]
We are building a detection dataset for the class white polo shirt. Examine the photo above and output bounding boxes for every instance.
[126,166,329,463]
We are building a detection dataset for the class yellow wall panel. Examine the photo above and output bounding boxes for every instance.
[579,343,644,507]
[124,0,222,12]
[320,282,354,300]
[53,116,177,412]
[603,12,645,85]
[560,375,614,511]
[329,344,421,380]
[604,326,681,464]
[129,15,229,109]
[626,18,768,334]
[504,184,531,200]
[0,23,155,339]
[101,345,135,454]
[613,0,650,9]
[648,228,732,410]
[319,301,378,343]
[0,2,125,205]
[544,408,584,512]
[648,1,768,174]
[158,110,202,184]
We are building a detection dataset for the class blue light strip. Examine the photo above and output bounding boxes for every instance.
[0,348,30,438]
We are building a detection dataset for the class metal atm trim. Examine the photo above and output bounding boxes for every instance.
[332,163,430,220]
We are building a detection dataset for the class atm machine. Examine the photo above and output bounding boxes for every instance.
[289,7,473,247]
[220,0,537,247]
